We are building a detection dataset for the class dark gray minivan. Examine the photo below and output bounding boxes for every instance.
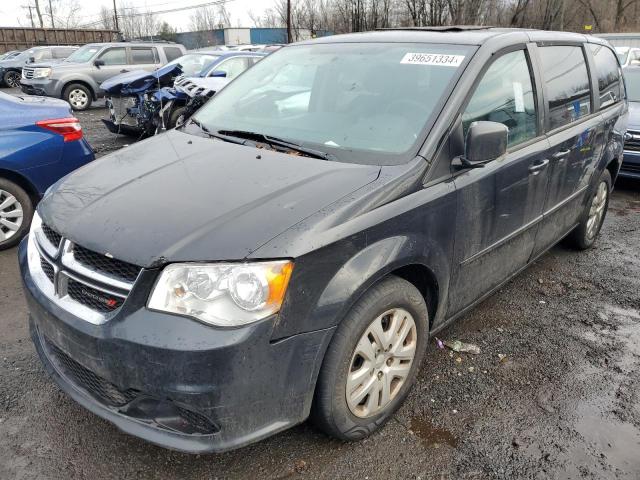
[20,28,626,453]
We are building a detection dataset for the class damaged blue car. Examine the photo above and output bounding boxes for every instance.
[101,51,266,137]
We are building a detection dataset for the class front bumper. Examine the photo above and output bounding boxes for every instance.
[19,78,61,97]
[102,118,143,136]
[621,150,640,179]
[19,240,334,453]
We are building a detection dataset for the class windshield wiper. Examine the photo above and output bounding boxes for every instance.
[217,129,335,160]
[188,119,246,145]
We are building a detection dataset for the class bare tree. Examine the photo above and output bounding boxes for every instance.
[98,5,116,30]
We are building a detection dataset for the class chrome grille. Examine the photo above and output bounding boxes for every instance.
[72,244,140,283]
[66,277,125,313]
[41,224,62,249]
[27,215,141,324]
[624,130,640,152]
[40,256,54,283]
[22,67,35,79]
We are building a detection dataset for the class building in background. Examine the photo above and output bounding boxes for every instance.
[596,33,640,47]
[176,27,332,49]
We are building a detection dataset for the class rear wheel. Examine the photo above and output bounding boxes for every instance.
[0,178,33,250]
[566,169,612,250]
[64,83,92,111]
[3,70,20,88]
[312,276,429,440]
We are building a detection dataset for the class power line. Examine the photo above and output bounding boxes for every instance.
[121,0,233,17]
[76,0,234,28]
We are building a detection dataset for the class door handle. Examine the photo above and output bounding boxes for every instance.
[529,159,550,175]
[120,69,129,73]
[552,149,571,161]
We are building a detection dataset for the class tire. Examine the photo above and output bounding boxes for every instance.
[0,178,33,250]
[3,70,21,88]
[565,169,612,250]
[64,83,92,111]
[168,106,188,129]
[311,275,429,441]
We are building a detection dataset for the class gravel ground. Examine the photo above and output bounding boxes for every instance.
[1,88,640,479]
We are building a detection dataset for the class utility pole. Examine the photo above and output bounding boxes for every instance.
[113,0,119,31]
[48,0,54,27]
[286,0,291,43]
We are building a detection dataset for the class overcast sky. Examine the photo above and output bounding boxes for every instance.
[0,0,270,32]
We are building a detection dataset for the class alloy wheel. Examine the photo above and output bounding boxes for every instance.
[0,189,24,242]
[346,308,417,418]
[6,71,20,88]
[586,181,607,240]
[68,89,89,109]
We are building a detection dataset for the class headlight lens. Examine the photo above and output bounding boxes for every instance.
[32,67,51,79]
[148,261,293,327]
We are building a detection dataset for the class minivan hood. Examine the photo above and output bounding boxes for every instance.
[39,129,381,267]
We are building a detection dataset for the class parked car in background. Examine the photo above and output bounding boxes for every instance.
[101,50,265,136]
[0,50,22,61]
[0,91,93,250]
[0,46,77,88]
[19,42,186,111]
[615,46,640,67]
[20,28,625,453]
[621,66,640,179]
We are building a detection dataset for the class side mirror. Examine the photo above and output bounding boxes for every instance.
[209,70,227,78]
[455,121,508,169]
[94,59,105,68]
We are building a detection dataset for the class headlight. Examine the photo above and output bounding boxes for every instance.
[148,261,293,327]
[32,67,51,79]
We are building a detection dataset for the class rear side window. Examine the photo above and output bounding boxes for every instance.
[98,47,127,65]
[164,47,183,62]
[211,57,251,79]
[131,47,156,64]
[589,44,622,108]
[538,46,591,130]
[462,50,538,147]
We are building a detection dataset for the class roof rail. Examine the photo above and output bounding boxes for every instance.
[377,25,494,32]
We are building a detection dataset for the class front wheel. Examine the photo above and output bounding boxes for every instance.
[311,276,429,441]
[168,106,188,129]
[565,169,612,250]
[0,178,33,250]
[64,83,92,111]
[3,70,21,88]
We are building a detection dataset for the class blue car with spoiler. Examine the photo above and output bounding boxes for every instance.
[0,91,93,250]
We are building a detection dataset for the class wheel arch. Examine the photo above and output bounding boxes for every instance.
[303,235,449,338]
[0,168,40,205]
[605,156,620,184]
[62,79,97,101]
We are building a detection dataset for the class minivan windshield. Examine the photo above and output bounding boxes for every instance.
[64,45,100,63]
[192,42,474,165]
[167,53,221,77]
[625,69,640,102]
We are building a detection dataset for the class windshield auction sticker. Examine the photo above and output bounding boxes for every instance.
[400,53,465,66]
